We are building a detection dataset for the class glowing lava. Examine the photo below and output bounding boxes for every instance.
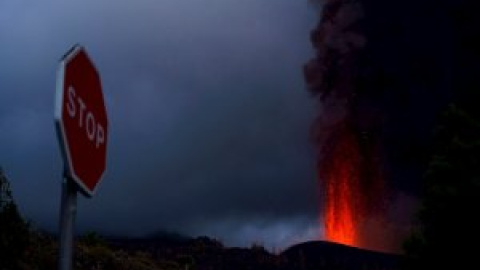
[320,124,361,247]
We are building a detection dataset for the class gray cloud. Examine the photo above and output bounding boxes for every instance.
[0,0,318,248]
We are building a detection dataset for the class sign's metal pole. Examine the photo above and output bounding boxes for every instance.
[58,171,77,270]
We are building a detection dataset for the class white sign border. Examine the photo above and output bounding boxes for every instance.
[54,44,107,197]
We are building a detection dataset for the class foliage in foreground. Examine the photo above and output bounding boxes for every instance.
[0,168,180,270]
[404,104,480,269]
[0,168,30,270]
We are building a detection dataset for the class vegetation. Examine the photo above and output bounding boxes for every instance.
[404,104,480,269]
[0,168,178,270]
[0,167,30,270]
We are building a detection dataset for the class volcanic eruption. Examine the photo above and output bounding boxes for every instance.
[304,0,476,254]
[304,0,386,249]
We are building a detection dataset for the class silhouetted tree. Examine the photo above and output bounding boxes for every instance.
[0,167,30,269]
[404,104,480,269]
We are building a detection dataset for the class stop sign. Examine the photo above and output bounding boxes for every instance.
[55,45,108,197]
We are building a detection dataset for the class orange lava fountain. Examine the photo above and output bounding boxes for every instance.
[320,125,362,247]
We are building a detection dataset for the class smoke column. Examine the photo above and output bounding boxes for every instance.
[304,0,386,249]
[304,0,466,253]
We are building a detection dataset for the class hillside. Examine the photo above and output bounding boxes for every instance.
[108,236,402,270]
[282,241,401,270]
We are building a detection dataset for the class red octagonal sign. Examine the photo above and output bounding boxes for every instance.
[55,45,108,197]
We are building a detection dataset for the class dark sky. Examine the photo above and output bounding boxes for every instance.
[0,0,319,249]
